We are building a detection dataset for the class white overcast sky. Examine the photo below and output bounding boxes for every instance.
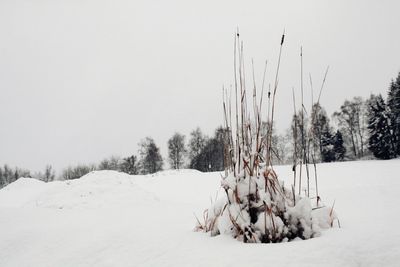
[0,0,399,172]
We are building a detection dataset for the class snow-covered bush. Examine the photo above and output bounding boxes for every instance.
[195,31,338,243]
[196,167,337,242]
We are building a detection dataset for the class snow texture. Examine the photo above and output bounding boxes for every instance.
[0,160,399,266]
[196,164,336,243]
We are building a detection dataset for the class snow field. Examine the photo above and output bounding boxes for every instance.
[0,160,399,266]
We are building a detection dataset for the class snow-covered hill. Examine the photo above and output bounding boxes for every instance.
[0,160,399,267]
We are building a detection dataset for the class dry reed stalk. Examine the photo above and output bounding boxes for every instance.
[292,87,298,190]
[317,66,330,104]
[329,200,336,227]
[307,65,329,200]
[299,46,312,197]
[267,30,285,166]
[308,73,319,202]
[234,31,240,174]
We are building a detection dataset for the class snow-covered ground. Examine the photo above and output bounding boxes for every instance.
[0,159,399,267]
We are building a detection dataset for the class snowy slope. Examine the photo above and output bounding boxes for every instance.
[0,160,399,267]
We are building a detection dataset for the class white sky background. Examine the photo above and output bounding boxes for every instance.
[0,0,399,172]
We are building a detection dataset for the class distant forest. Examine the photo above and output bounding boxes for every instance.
[1,72,399,187]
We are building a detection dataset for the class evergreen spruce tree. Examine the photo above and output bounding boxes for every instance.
[332,130,346,161]
[387,72,400,155]
[320,128,335,162]
[0,167,4,188]
[367,94,396,159]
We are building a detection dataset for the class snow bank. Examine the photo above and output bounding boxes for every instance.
[0,171,159,210]
[0,178,47,208]
[0,160,399,267]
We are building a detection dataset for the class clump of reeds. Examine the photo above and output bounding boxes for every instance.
[195,30,338,243]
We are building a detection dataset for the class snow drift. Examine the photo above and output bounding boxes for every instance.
[0,160,399,266]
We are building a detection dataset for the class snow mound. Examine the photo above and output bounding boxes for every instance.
[0,171,159,210]
[145,169,203,177]
[0,178,47,208]
[0,160,399,266]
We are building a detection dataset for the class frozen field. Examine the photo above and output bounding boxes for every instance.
[0,159,399,267]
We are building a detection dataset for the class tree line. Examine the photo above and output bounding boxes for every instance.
[0,128,226,187]
[58,126,230,180]
[1,72,399,187]
[0,165,55,188]
[290,71,400,162]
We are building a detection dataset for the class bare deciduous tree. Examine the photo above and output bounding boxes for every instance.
[168,132,186,169]
[138,137,163,174]
[333,97,367,159]
[44,165,55,182]
[120,155,139,175]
